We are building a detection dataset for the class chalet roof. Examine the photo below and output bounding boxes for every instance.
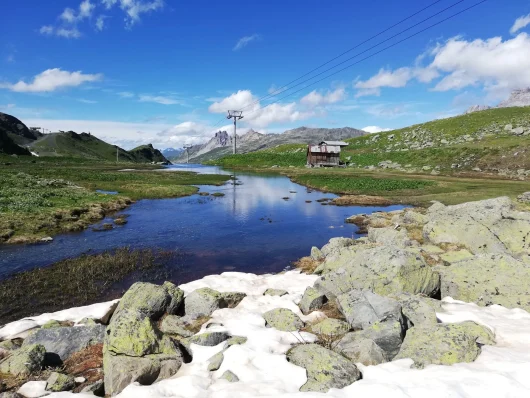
[318,141,348,146]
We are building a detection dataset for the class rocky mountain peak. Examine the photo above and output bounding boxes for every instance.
[498,87,530,108]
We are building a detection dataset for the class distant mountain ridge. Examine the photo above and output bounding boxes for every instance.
[465,88,530,114]
[171,126,365,163]
[0,112,169,163]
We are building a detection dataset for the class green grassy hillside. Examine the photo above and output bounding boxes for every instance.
[129,144,170,163]
[207,144,307,167]
[0,130,31,156]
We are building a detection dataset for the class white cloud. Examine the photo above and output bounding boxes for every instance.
[40,25,54,35]
[56,27,82,39]
[355,67,414,97]
[362,125,392,134]
[79,0,96,18]
[300,88,346,107]
[233,34,261,51]
[511,14,530,35]
[139,95,183,105]
[157,121,227,146]
[118,91,135,98]
[95,15,107,31]
[0,68,102,93]
[77,98,98,104]
[60,8,77,23]
[430,33,530,96]
[208,90,314,128]
[120,0,164,27]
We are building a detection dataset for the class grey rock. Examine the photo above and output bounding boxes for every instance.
[80,380,105,395]
[23,325,105,363]
[207,351,224,371]
[160,315,194,337]
[513,127,525,135]
[517,192,530,203]
[309,318,350,337]
[368,227,410,248]
[310,246,325,260]
[321,237,355,257]
[287,344,361,392]
[0,393,24,398]
[299,287,327,315]
[0,344,45,376]
[184,288,246,319]
[189,332,231,347]
[334,336,388,365]
[394,294,439,327]
[263,308,304,332]
[394,321,495,368]
[220,370,239,382]
[46,372,75,392]
[225,336,247,348]
[336,290,404,330]
[355,320,405,359]
[263,289,288,297]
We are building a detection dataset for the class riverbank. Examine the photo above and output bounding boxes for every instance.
[2,195,530,396]
[0,156,230,244]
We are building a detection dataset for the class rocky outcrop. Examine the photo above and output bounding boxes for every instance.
[287,344,361,392]
[394,321,495,368]
[263,308,304,332]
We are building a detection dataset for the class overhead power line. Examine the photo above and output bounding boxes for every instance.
[244,0,486,119]
[208,0,449,129]
[239,0,466,113]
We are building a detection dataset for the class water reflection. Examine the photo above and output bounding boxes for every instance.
[0,165,406,283]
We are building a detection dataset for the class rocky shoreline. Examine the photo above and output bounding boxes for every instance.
[1,196,530,397]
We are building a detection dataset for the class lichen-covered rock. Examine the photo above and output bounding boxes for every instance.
[80,380,104,395]
[225,336,247,348]
[184,288,246,319]
[220,370,239,382]
[160,315,194,337]
[314,247,440,299]
[207,351,224,371]
[334,336,388,365]
[263,288,288,297]
[105,311,160,357]
[354,320,405,360]
[392,294,439,327]
[41,320,62,329]
[45,372,75,392]
[0,340,20,359]
[368,227,410,248]
[22,324,105,364]
[438,253,530,311]
[78,317,98,326]
[320,237,355,257]
[0,344,45,376]
[310,246,325,260]
[163,282,185,315]
[287,344,361,392]
[299,287,326,315]
[310,318,350,337]
[394,321,495,368]
[263,308,304,332]
[189,332,231,346]
[337,290,404,330]
[440,250,474,264]
[114,282,182,319]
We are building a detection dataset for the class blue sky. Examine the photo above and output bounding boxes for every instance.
[1,0,530,149]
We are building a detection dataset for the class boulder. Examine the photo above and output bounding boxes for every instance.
[80,380,105,395]
[334,336,388,365]
[287,344,361,392]
[263,289,288,297]
[394,294,439,327]
[207,351,224,371]
[225,336,247,348]
[314,247,440,300]
[336,290,404,330]
[298,287,327,315]
[438,253,530,310]
[189,332,231,347]
[320,237,355,257]
[45,372,75,392]
[105,311,161,357]
[23,325,105,364]
[184,288,246,319]
[0,344,45,376]
[352,319,405,360]
[394,321,495,368]
[114,282,183,319]
[309,318,350,337]
[263,308,304,332]
[160,315,194,337]
[220,370,239,382]
[440,250,474,264]
[367,227,410,248]
[0,340,20,359]
[310,247,325,261]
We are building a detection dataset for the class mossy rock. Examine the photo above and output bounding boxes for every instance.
[207,351,224,371]
[41,320,62,329]
[310,318,350,337]
[0,344,45,376]
[287,344,361,392]
[299,287,326,315]
[225,336,247,348]
[189,332,231,346]
[263,308,304,332]
[263,288,288,297]
[184,288,246,319]
[394,321,495,368]
[159,315,193,337]
[46,372,75,392]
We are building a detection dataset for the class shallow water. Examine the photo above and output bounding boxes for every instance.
[0,165,405,283]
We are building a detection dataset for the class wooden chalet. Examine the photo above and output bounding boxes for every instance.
[306,141,348,167]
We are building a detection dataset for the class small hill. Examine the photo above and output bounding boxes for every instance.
[0,130,31,156]
[173,126,365,163]
[0,112,42,146]
[129,144,171,164]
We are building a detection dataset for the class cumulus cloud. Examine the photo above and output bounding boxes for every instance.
[354,67,437,97]
[77,98,98,104]
[39,26,55,35]
[118,91,135,98]
[95,15,107,31]
[157,121,227,146]
[362,126,392,134]
[233,34,261,51]
[139,95,183,105]
[511,14,530,35]
[300,88,346,107]
[208,90,314,128]
[0,68,102,93]
[56,27,82,39]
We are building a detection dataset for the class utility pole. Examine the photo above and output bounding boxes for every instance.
[116,146,119,164]
[183,144,192,163]
[227,110,243,155]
